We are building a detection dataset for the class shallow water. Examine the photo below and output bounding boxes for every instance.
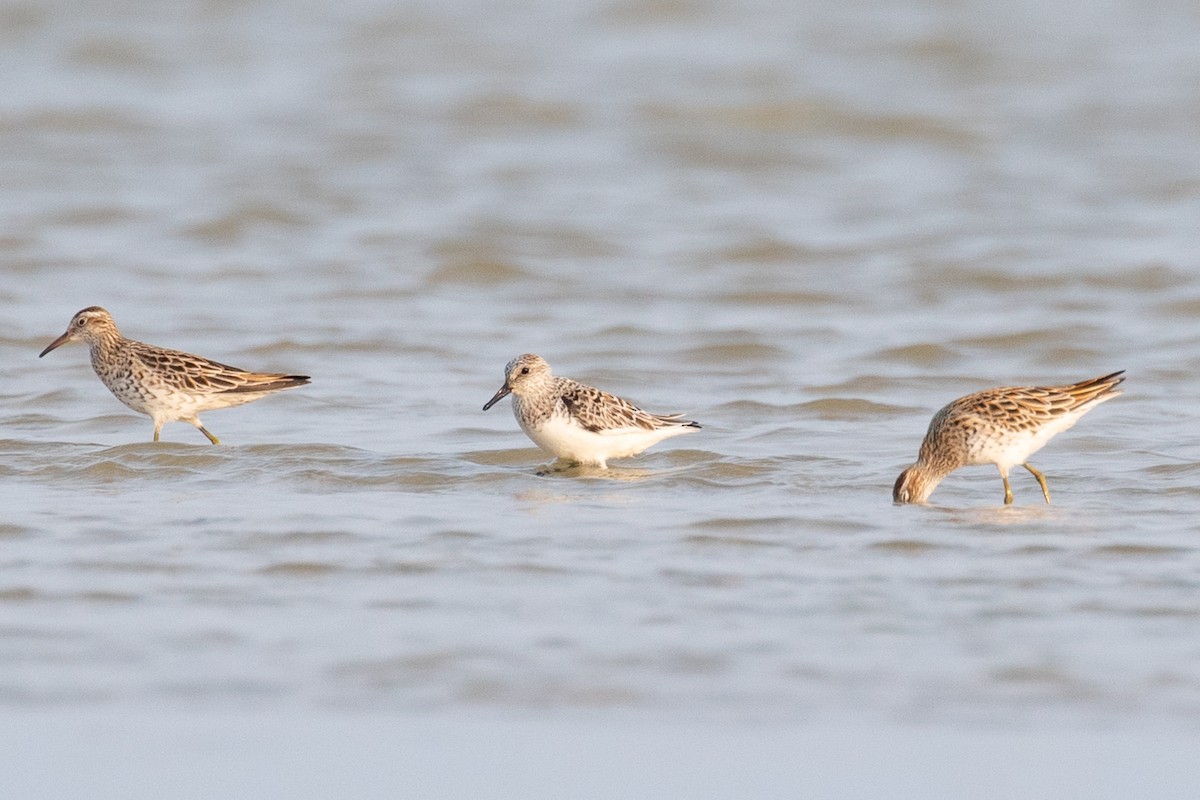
[3,0,1200,795]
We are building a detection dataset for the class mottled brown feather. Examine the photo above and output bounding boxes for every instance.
[558,378,695,433]
[894,371,1124,504]
[40,306,309,444]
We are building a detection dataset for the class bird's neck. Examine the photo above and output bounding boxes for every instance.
[87,331,125,366]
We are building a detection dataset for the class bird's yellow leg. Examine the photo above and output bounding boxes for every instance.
[1024,463,1050,503]
[1001,472,1014,505]
[199,425,220,445]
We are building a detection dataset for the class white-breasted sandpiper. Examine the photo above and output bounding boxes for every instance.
[483,353,700,468]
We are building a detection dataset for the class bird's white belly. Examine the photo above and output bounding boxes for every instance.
[519,412,686,465]
[965,413,1084,469]
[100,370,261,420]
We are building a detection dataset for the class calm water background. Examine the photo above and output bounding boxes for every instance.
[3,0,1200,796]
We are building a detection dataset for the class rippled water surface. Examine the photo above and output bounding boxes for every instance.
[3,0,1200,796]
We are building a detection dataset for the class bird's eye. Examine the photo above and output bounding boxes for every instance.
[75,318,85,327]
[520,367,529,375]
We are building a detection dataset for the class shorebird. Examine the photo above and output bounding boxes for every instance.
[482,353,700,468]
[39,306,310,444]
[893,371,1124,504]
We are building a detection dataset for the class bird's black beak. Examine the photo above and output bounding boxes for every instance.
[39,331,72,358]
[482,384,511,411]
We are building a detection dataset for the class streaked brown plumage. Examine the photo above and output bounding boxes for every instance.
[39,306,309,444]
[893,371,1124,505]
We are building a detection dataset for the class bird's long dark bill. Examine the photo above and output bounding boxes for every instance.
[482,385,511,411]
[38,332,71,358]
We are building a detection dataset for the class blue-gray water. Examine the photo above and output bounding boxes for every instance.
[3,1,1200,797]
